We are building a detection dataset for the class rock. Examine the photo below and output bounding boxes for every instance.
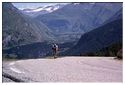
[117,49,122,59]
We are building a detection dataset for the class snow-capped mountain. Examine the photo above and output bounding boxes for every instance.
[21,4,65,17]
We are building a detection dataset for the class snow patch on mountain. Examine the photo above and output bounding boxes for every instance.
[73,3,80,5]
[22,4,63,13]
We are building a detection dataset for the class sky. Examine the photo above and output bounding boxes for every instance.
[12,3,68,10]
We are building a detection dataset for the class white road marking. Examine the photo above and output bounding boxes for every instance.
[16,61,21,63]
[10,67,25,74]
[9,61,25,74]
[9,62,15,66]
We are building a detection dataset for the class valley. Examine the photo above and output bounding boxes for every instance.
[2,2,123,83]
[2,2,123,62]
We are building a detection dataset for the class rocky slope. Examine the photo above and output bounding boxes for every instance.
[63,14,122,56]
[2,2,55,49]
[36,2,122,42]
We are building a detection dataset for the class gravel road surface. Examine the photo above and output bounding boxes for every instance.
[2,57,122,82]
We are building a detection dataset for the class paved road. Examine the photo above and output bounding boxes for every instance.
[2,57,122,82]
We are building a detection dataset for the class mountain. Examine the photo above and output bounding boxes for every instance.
[36,2,122,42]
[62,10,122,56]
[21,4,65,17]
[2,2,55,49]
[2,2,123,59]
[103,9,123,24]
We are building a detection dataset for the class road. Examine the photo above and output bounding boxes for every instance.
[2,57,123,82]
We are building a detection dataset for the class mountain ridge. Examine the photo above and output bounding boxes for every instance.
[62,17,122,56]
[21,4,66,17]
[2,2,55,49]
[36,3,122,42]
